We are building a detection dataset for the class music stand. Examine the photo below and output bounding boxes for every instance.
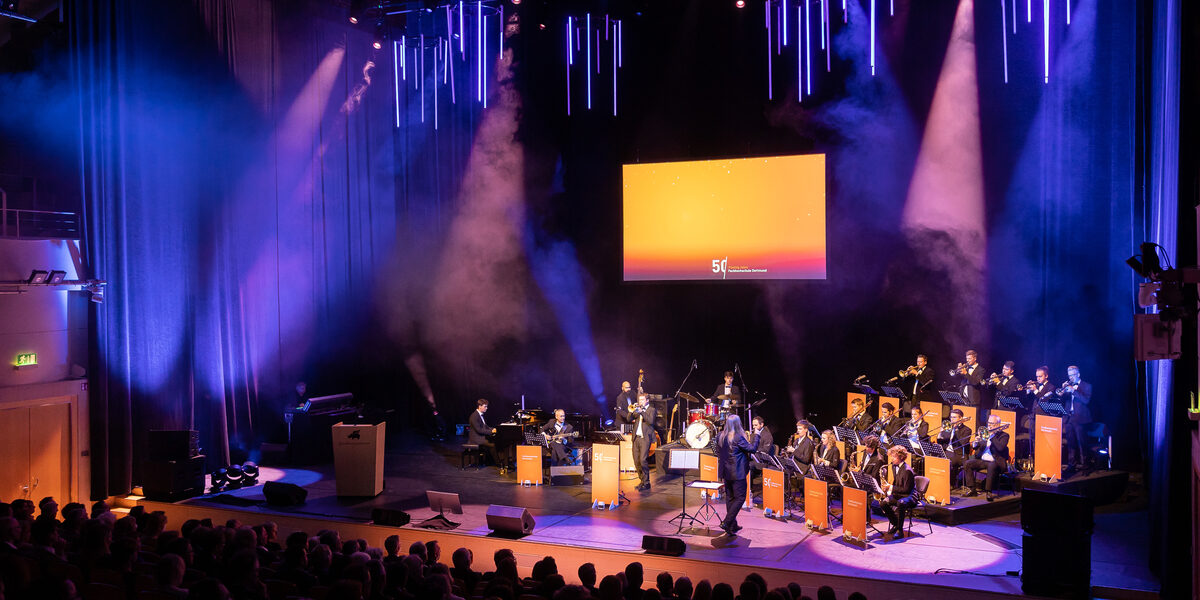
[834,426,861,445]
[880,386,908,404]
[938,390,968,407]
[996,395,1026,411]
[419,491,462,529]
[688,481,724,527]
[666,449,702,533]
[919,440,947,459]
[524,431,545,445]
[780,456,808,512]
[1036,400,1070,418]
[893,436,918,456]
[853,383,881,396]
[807,463,842,524]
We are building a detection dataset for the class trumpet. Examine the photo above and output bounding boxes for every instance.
[987,372,1002,385]
[898,365,919,377]
[1024,379,1038,392]
[1055,381,1079,396]
[949,362,967,377]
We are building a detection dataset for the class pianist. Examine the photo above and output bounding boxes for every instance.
[468,398,507,475]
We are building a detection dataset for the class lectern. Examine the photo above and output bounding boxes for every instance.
[332,422,385,497]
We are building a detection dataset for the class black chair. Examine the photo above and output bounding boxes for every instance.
[908,476,934,534]
[461,444,485,469]
[1082,422,1112,470]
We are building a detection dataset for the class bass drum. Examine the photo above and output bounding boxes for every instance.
[684,420,717,449]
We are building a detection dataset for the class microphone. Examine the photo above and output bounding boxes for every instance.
[734,363,740,374]
[692,359,698,369]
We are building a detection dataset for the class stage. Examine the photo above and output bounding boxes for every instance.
[132,433,1159,600]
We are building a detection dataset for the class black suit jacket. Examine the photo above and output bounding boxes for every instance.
[468,410,492,445]
[787,434,815,465]
[857,449,886,477]
[971,431,1011,467]
[900,419,930,442]
[954,364,986,405]
[630,406,657,439]
[716,432,758,480]
[937,423,973,457]
[754,426,774,455]
[711,384,742,406]
[1062,380,1093,424]
[881,417,905,438]
[1032,382,1058,413]
[816,443,840,467]
[908,366,937,404]
[849,410,873,432]
[541,421,575,446]
[886,462,915,499]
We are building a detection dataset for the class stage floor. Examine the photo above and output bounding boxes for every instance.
[170,435,1159,599]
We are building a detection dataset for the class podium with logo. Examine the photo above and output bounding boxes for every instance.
[332,422,385,497]
[699,453,720,499]
[591,444,620,508]
[763,468,785,516]
[1034,415,1063,481]
[516,445,543,486]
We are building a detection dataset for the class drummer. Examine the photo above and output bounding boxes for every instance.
[710,370,742,416]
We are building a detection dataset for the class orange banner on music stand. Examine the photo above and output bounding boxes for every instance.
[591,444,620,508]
[763,468,784,515]
[1034,415,1063,481]
[923,456,951,504]
[990,409,1017,466]
[921,401,944,431]
[804,478,829,530]
[846,392,870,420]
[841,487,868,547]
[953,405,978,431]
[699,453,719,499]
[516,445,542,486]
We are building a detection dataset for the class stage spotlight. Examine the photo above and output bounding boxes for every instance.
[1125,255,1146,278]
[349,16,358,24]
[48,270,66,284]
[735,0,745,7]
[27,270,48,284]
[373,40,383,49]
[226,464,244,486]
[210,468,228,492]
[511,0,520,4]
[241,462,259,483]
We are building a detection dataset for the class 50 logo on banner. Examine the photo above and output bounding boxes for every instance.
[711,257,728,279]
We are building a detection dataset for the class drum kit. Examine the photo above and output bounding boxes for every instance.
[681,392,737,449]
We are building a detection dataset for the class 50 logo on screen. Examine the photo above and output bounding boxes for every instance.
[711,257,728,280]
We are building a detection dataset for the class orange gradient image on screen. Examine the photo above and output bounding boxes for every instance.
[622,154,826,281]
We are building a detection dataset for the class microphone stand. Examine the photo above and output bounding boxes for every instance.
[673,361,698,440]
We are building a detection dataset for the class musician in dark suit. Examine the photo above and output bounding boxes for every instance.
[541,409,576,466]
[847,397,873,432]
[902,354,937,412]
[852,435,886,479]
[716,415,758,536]
[963,414,1011,502]
[992,361,1021,395]
[468,399,505,473]
[614,381,635,428]
[630,394,658,491]
[784,420,816,467]
[814,429,840,469]
[879,445,916,540]
[877,402,904,439]
[748,416,775,492]
[899,405,930,442]
[1061,365,1093,466]
[710,371,742,409]
[937,408,973,487]
[950,350,986,407]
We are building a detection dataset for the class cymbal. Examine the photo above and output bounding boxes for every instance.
[716,394,732,400]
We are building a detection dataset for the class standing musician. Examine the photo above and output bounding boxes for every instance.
[937,408,973,486]
[541,409,576,466]
[468,399,506,474]
[1059,365,1093,466]
[716,414,758,536]
[783,420,817,467]
[878,445,916,540]
[899,354,937,412]
[949,350,986,407]
[988,361,1021,409]
[814,429,841,469]
[845,397,873,432]
[614,381,636,428]
[710,371,743,412]
[962,414,1011,502]
[1029,366,1057,403]
[630,394,658,491]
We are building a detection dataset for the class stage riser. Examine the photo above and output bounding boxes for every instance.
[922,496,1021,526]
[137,500,1026,600]
[1016,471,1130,505]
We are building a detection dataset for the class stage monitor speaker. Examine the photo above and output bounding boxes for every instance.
[263,481,308,506]
[371,508,412,527]
[147,429,200,461]
[1021,489,1094,536]
[142,455,205,501]
[550,465,584,486]
[486,504,535,537]
[642,535,686,557]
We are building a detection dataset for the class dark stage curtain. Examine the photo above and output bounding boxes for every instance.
[71,0,398,497]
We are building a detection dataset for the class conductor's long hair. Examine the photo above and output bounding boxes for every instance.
[722,414,748,445]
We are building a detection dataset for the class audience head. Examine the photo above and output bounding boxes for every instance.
[815,586,835,600]
[712,583,734,600]
[673,577,693,600]
[578,562,597,588]
[426,539,441,564]
[156,553,186,588]
[656,572,674,596]
[624,561,644,588]
[598,575,623,600]
[37,497,58,520]
[385,534,401,557]
[737,580,760,600]
[452,546,473,570]
[693,580,713,600]
[409,540,428,561]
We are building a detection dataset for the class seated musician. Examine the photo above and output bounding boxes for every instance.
[784,420,816,467]
[902,406,930,442]
[876,402,904,440]
[541,409,576,466]
[711,371,742,410]
[748,416,775,492]
[938,408,972,488]
[847,397,873,432]
[468,398,506,474]
[962,414,1011,502]
[852,435,885,477]
[814,429,841,470]
[879,445,916,540]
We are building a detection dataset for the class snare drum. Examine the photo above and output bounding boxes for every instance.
[688,409,706,424]
[704,402,719,418]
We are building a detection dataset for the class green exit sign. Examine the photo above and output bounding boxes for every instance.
[15,352,37,367]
